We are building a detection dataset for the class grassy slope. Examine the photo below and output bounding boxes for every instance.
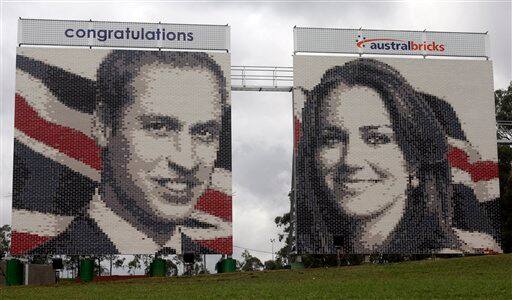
[1,254,511,299]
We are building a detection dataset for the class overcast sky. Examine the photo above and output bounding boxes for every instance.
[1,0,511,268]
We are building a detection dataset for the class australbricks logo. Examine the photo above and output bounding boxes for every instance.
[355,35,445,52]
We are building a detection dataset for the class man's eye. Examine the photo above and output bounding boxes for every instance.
[144,122,173,135]
[194,129,216,142]
[364,132,391,145]
[148,123,166,131]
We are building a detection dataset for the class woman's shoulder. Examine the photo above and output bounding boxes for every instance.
[451,184,500,236]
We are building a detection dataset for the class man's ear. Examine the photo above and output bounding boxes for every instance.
[92,105,112,148]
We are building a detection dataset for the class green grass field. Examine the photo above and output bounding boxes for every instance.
[1,254,511,299]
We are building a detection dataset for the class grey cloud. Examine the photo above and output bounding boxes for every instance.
[233,183,287,262]
[234,143,291,200]
[231,91,292,209]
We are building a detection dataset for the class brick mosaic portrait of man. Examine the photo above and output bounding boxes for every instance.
[12,49,232,255]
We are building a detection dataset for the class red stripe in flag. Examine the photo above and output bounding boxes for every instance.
[448,147,498,182]
[195,237,232,254]
[15,94,102,170]
[195,189,232,222]
[294,116,301,152]
[10,231,51,255]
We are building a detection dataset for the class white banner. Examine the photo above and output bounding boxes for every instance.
[18,18,230,51]
[294,27,488,57]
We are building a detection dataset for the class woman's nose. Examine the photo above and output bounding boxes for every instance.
[344,143,367,169]
[342,142,379,178]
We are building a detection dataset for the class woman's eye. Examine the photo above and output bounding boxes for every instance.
[321,133,343,146]
[365,133,391,145]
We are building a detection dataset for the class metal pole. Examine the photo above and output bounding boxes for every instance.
[270,238,275,261]
[203,254,206,273]
[242,66,246,87]
[273,67,277,87]
[24,262,29,285]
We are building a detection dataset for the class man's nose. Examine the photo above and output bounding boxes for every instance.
[168,131,196,171]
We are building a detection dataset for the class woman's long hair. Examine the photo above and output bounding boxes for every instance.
[295,58,463,254]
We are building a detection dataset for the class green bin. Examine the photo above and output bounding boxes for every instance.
[150,258,167,277]
[291,262,305,269]
[79,258,95,282]
[221,258,236,273]
[6,259,24,286]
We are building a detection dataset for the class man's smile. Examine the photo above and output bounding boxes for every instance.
[151,176,199,191]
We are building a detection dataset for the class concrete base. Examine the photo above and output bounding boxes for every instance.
[26,264,56,285]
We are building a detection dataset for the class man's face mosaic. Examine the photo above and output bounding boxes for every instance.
[107,64,223,221]
[12,47,232,255]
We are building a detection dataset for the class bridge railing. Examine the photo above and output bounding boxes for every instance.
[231,66,292,92]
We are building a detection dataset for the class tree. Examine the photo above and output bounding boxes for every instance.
[103,254,126,276]
[0,225,11,259]
[301,254,338,268]
[62,255,80,278]
[498,145,512,253]
[176,253,206,276]
[273,192,294,266]
[29,254,50,264]
[93,255,110,276]
[264,260,280,270]
[165,257,179,276]
[239,250,263,271]
[127,254,154,275]
[495,82,512,120]
[496,82,512,253]
[194,260,209,275]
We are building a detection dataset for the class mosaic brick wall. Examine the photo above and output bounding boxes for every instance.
[12,48,232,255]
[293,56,502,254]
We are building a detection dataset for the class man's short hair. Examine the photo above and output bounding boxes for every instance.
[96,50,228,132]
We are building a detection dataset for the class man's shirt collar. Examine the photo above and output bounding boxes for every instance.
[88,190,231,254]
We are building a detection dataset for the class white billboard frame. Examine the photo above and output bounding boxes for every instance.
[18,18,230,52]
[294,27,489,58]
